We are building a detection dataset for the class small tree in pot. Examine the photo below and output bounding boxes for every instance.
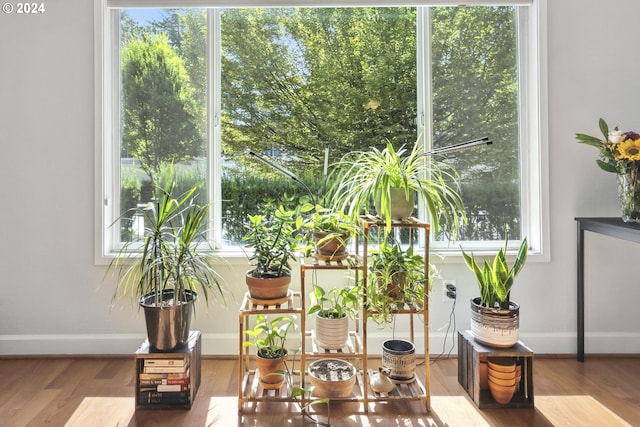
[107,168,228,351]
[461,236,528,348]
[243,204,311,301]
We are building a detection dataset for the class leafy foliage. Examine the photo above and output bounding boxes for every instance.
[308,285,360,320]
[108,167,228,308]
[121,33,203,183]
[461,236,528,309]
[576,118,640,174]
[119,6,523,243]
[431,6,520,240]
[242,315,296,359]
[366,241,428,326]
[329,134,465,238]
[243,204,312,278]
[220,8,418,174]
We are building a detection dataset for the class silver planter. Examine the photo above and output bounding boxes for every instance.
[140,289,196,351]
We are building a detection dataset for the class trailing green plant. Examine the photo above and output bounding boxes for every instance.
[107,167,228,308]
[303,204,357,256]
[329,132,466,237]
[242,314,296,359]
[461,236,528,310]
[281,349,332,427]
[243,203,312,278]
[366,241,428,326]
[303,205,357,235]
[308,285,361,320]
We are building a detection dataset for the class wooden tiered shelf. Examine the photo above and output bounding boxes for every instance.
[238,217,431,412]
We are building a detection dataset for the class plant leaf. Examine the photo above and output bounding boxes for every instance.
[599,118,609,139]
[596,159,618,173]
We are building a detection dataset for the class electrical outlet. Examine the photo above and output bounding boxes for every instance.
[442,279,457,302]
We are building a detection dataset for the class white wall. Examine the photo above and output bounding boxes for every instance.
[1,0,639,356]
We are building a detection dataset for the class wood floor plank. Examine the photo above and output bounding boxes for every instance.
[3,389,64,427]
[536,395,632,427]
[431,396,492,427]
[64,397,135,427]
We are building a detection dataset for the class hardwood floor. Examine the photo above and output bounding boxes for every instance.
[1,355,639,427]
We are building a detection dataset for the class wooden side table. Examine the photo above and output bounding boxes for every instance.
[458,330,533,409]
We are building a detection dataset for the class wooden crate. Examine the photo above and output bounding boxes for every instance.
[458,330,533,409]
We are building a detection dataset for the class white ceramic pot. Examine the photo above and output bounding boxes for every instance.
[315,313,349,350]
[470,297,520,348]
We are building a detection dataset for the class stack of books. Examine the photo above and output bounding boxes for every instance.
[138,357,191,406]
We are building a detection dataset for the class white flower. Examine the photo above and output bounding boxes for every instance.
[609,129,623,144]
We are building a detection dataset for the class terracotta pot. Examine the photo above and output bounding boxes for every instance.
[245,270,291,301]
[479,360,489,390]
[314,313,349,350]
[255,351,287,390]
[308,359,356,398]
[387,271,406,298]
[470,297,519,348]
[313,231,350,260]
[488,381,516,404]
[487,357,516,373]
[371,270,406,298]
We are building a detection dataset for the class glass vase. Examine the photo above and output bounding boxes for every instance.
[617,165,640,223]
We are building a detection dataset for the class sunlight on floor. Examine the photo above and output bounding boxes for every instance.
[60,394,633,427]
[206,396,240,426]
[431,396,491,427]
[64,397,134,427]
[535,395,631,427]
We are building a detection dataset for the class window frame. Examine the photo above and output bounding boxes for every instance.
[95,0,548,264]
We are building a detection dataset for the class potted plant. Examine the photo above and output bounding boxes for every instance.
[307,358,357,398]
[576,118,640,222]
[461,236,528,348]
[366,242,428,327]
[107,169,228,351]
[303,205,357,261]
[329,133,465,236]
[308,284,360,350]
[243,314,296,390]
[243,204,311,301]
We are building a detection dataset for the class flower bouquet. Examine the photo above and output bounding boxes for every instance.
[576,118,640,222]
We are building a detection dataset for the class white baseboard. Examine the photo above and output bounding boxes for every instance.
[1,330,639,356]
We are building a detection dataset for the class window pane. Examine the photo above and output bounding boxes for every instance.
[220,7,418,246]
[431,6,521,241]
[118,9,208,243]
[107,4,529,251]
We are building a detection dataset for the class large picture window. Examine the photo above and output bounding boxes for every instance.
[97,1,547,259]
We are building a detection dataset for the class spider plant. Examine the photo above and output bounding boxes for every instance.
[329,132,465,237]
